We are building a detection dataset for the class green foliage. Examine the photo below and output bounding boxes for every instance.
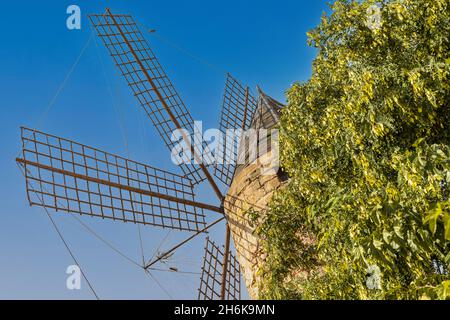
[257,0,450,299]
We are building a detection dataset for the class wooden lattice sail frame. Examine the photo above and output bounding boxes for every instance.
[16,127,218,231]
[198,237,241,300]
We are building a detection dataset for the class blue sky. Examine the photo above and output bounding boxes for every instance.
[0,0,329,299]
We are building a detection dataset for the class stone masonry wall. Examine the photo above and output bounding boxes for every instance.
[224,151,287,299]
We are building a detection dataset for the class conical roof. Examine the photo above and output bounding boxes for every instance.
[233,88,285,177]
[250,87,285,130]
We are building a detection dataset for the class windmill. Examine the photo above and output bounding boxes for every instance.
[16,8,287,300]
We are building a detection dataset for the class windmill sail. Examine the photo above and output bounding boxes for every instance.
[214,74,257,186]
[198,237,241,300]
[16,127,208,232]
[89,11,215,187]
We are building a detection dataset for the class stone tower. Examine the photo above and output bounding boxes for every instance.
[224,88,288,299]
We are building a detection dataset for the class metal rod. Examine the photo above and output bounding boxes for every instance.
[16,158,224,214]
[220,224,231,300]
[144,217,225,270]
[105,8,224,202]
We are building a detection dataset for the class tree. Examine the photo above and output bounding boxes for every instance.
[257,0,450,299]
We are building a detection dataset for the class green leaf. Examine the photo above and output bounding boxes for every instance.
[443,212,450,241]
[424,204,442,234]
[373,239,383,250]
[440,281,450,300]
